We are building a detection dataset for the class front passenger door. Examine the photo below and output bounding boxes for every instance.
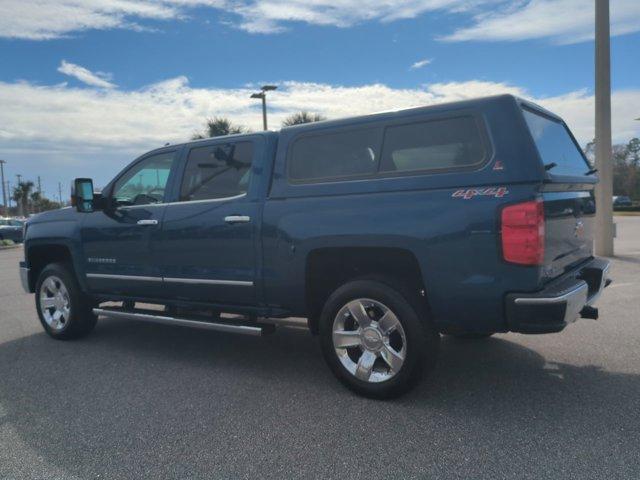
[81,149,178,298]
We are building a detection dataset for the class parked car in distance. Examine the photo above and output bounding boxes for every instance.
[0,218,24,243]
[19,95,611,398]
[613,196,633,207]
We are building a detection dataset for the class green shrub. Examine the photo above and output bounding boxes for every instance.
[1,239,16,246]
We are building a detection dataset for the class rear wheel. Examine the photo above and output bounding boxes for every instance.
[35,263,97,340]
[319,279,438,399]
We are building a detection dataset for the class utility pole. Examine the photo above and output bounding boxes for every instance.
[594,0,614,256]
[7,181,12,212]
[250,85,278,130]
[0,160,6,216]
[58,182,63,206]
[37,176,42,194]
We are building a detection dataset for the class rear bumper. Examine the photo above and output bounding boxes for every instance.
[505,257,611,334]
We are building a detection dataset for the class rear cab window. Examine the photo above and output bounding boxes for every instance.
[521,107,591,177]
[180,141,254,201]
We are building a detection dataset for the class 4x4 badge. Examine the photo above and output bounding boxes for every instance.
[452,187,509,200]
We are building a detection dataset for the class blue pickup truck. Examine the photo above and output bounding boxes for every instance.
[20,95,610,398]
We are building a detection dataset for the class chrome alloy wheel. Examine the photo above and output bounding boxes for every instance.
[39,276,71,332]
[332,298,407,383]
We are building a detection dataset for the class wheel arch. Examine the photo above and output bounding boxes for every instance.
[27,241,85,293]
[304,246,429,334]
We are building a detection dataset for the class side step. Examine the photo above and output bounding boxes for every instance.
[93,308,267,336]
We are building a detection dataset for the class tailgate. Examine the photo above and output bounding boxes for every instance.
[542,189,595,282]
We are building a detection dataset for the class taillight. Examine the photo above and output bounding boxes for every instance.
[501,199,545,266]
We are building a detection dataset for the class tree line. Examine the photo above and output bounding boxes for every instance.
[191,111,327,139]
[4,181,62,217]
[585,137,640,201]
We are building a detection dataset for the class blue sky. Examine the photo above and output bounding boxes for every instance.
[0,0,639,200]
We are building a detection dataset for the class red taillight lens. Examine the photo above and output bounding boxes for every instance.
[501,200,545,266]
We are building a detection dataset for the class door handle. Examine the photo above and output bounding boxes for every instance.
[224,215,251,224]
[137,219,158,226]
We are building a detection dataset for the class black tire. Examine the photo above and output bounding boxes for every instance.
[447,333,494,340]
[319,278,439,399]
[35,262,97,340]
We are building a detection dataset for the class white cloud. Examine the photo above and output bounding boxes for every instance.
[0,0,181,40]
[0,0,498,39]
[0,74,637,157]
[442,0,640,44]
[2,0,638,43]
[1,75,638,196]
[410,58,433,70]
[229,0,489,34]
[1,76,638,149]
[57,60,116,89]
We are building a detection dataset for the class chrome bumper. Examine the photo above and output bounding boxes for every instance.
[514,282,589,325]
[506,258,611,334]
[19,266,31,293]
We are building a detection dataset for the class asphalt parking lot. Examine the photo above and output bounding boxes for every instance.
[1,217,639,480]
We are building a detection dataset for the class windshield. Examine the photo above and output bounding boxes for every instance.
[522,107,590,177]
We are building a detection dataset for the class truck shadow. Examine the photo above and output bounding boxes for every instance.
[613,254,640,265]
[0,321,638,477]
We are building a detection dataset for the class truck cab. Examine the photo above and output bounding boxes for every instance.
[19,95,611,398]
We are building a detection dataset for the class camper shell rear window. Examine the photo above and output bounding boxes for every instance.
[521,107,590,177]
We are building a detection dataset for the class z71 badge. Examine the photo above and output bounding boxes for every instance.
[452,187,509,200]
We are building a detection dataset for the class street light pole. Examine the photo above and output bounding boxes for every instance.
[594,0,614,256]
[261,94,267,130]
[0,160,6,216]
[250,85,277,130]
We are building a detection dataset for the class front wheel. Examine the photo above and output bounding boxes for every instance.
[319,279,439,399]
[35,263,97,340]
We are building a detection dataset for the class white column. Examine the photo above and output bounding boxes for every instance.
[594,0,614,256]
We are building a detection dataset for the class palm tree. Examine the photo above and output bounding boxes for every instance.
[30,191,42,213]
[192,117,248,139]
[282,111,327,127]
[12,181,34,217]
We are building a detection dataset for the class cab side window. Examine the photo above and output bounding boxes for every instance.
[180,142,253,201]
[112,152,175,206]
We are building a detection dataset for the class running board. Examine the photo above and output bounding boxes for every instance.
[93,308,266,336]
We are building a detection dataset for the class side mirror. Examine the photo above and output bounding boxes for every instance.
[72,178,95,213]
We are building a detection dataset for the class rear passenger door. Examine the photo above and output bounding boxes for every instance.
[157,137,260,305]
